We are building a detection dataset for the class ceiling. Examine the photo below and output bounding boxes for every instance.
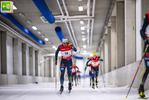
[0,0,111,56]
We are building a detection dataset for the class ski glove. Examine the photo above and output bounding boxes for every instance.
[69,42,73,48]
[55,61,57,65]
[145,39,149,44]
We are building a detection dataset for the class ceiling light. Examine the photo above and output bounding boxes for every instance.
[78,6,83,11]
[87,29,89,33]
[80,20,84,25]
[37,31,41,34]
[82,31,85,34]
[13,5,17,10]
[32,26,37,30]
[52,46,56,48]
[81,27,85,30]
[26,20,32,24]
[44,38,49,41]
[78,0,82,1]
[82,35,85,38]
[82,38,86,41]
[83,45,86,48]
[83,50,87,53]
[90,54,92,56]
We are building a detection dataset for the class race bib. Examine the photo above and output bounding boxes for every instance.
[91,61,100,66]
[61,50,72,57]
[72,68,76,73]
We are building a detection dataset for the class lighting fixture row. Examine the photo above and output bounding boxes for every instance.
[13,4,49,43]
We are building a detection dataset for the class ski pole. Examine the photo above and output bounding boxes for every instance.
[55,65,57,90]
[125,44,149,99]
[100,66,105,87]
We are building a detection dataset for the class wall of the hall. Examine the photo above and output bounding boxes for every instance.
[102,61,149,90]
[0,27,55,85]
[97,0,149,90]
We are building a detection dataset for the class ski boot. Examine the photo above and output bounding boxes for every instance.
[92,82,95,89]
[60,85,64,94]
[138,85,145,98]
[90,78,92,86]
[68,82,72,93]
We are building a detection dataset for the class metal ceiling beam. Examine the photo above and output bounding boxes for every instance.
[96,0,116,52]
[87,0,91,16]
[55,18,93,23]
[87,0,91,48]
[90,0,96,48]
[90,19,94,48]
[87,19,90,48]
[56,0,76,47]
[62,0,79,49]
[55,15,93,19]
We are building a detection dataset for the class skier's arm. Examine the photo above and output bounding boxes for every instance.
[86,59,91,66]
[100,59,103,61]
[77,66,79,70]
[55,47,60,64]
[71,47,77,52]
[140,14,148,40]
[69,42,77,52]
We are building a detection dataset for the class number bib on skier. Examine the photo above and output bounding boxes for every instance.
[90,56,100,67]
[91,61,100,67]
[59,44,72,60]
[72,68,76,73]
[61,50,72,58]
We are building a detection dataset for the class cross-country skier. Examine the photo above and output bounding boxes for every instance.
[55,38,77,93]
[139,12,149,98]
[86,52,103,89]
[72,63,79,86]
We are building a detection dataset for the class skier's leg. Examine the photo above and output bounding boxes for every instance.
[67,59,72,91]
[139,45,149,98]
[60,60,66,92]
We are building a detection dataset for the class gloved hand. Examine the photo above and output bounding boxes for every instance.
[145,39,149,44]
[69,42,73,48]
[55,61,57,65]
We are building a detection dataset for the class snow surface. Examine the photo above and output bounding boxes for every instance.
[0,78,148,100]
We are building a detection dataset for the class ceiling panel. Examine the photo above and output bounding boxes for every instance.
[0,0,112,55]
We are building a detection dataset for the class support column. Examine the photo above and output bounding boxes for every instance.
[35,50,39,76]
[0,32,1,73]
[111,16,117,70]
[22,43,27,75]
[1,31,7,74]
[29,47,33,76]
[125,0,136,65]
[100,46,104,74]
[44,57,49,77]
[13,38,18,75]
[102,39,105,74]
[49,57,51,77]
[116,1,125,68]
[104,34,109,73]
[107,27,111,72]
[51,57,54,77]
[136,0,142,61]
